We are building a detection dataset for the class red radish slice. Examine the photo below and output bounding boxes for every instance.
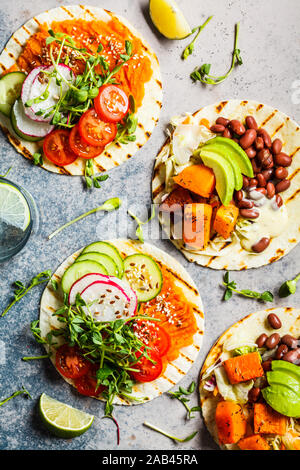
[12,99,54,138]
[21,66,46,121]
[68,273,108,305]
[80,280,133,322]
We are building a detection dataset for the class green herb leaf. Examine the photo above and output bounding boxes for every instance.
[223,272,273,302]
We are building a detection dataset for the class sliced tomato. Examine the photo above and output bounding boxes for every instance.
[43,129,78,166]
[69,124,104,159]
[133,321,171,357]
[79,108,117,147]
[130,347,163,383]
[75,364,106,397]
[94,84,129,123]
[56,344,91,379]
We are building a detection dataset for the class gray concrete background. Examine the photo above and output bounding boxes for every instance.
[0,0,299,451]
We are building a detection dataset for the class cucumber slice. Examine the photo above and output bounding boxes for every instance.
[61,260,108,294]
[0,72,26,117]
[123,254,163,302]
[75,252,118,277]
[82,242,124,278]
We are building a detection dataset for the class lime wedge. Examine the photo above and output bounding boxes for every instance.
[0,182,30,230]
[39,393,94,438]
[149,0,192,39]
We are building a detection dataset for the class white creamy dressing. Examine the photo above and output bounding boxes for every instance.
[240,191,288,252]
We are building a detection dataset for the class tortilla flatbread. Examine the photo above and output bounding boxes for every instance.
[152,99,300,270]
[0,5,162,175]
[39,239,204,405]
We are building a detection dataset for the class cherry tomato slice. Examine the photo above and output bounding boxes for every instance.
[130,347,163,383]
[94,84,129,123]
[133,321,171,357]
[43,129,78,166]
[56,344,91,379]
[79,108,117,147]
[75,364,106,397]
[69,124,104,159]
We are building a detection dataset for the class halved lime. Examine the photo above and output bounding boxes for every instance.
[149,0,192,39]
[0,182,31,230]
[39,393,94,438]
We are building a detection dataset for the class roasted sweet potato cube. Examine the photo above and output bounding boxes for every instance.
[238,434,270,450]
[173,164,216,198]
[215,401,247,444]
[254,403,287,436]
[213,203,239,239]
[159,186,193,213]
[223,352,264,384]
[183,203,212,250]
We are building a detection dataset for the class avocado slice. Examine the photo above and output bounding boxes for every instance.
[200,142,243,190]
[266,370,300,394]
[200,149,235,206]
[262,384,300,418]
[202,137,254,178]
[271,360,300,380]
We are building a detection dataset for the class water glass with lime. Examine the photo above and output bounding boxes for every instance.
[0,176,37,262]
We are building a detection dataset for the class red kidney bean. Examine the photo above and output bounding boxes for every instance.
[265,333,281,349]
[251,159,261,174]
[261,169,274,181]
[223,128,232,139]
[257,128,272,148]
[274,153,292,167]
[275,167,288,180]
[265,159,274,169]
[266,182,275,199]
[256,333,268,348]
[257,173,266,187]
[281,334,299,349]
[240,208,260,219]
[255,136,264,150]
[238,199,254,209]
[275,344,288,360]
[245,115,258,130]
[271,138,282,155]
[248,387,261,403]
[275,194,283,208]
[245,146,256,159]
[249,178,258,187]
[242,176,250,189]
[257,148,273,168]
[282,348,300,365]
[235,190,244,202]
[267,313,282,329]
[229,119,246,135]
[262,360,272,372]
[216,117,230,127]
[252,237,270,253]
[275,179,290,193]
[210,124,225,133]
[239,129,257,149]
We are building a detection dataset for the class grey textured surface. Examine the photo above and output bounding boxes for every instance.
[0,0,299,451]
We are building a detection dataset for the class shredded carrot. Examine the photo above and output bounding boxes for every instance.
[139,266,198,362]
[10,18,153,109]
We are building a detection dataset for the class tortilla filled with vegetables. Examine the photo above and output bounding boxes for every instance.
[0,5,162,175]
[152,99,300,270]
[39,239,204,408]
[200,307,300,450]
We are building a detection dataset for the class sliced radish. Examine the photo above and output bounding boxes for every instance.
[68,272,137,318]
[21,66,46,121]
[22,64,75,123]
[80,280,133,322]
[12,99,54,138]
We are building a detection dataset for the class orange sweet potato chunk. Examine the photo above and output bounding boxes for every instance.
[213,203,239,239]
[159,186,193,213]
[173,164,216,198]
[254,403,287,436]
[183,203,212,249]
[238,434,271,450]
[215,401,247,444]
[223,352,264,385]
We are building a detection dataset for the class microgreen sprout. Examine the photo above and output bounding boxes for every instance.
[143,421,198,443]
[168,381,201,419]
[279,272,300,298]
[0,386,32,407]
[182,16,213,60]
[190,22,242,85]
[48,197,121,239]
[84,160,109,189]
[223,272,273,302]
[128,205,156,243]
